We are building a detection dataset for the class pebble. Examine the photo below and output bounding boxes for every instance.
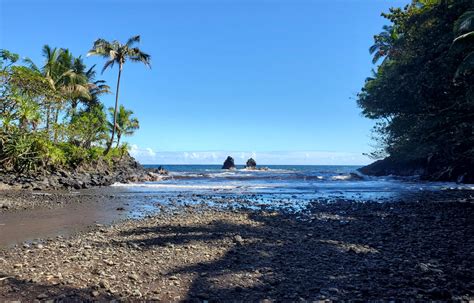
[128,274,139,281]
[0,193,472,301]
[91,290,100,297]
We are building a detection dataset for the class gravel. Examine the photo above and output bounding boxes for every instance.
[1,197,473,301]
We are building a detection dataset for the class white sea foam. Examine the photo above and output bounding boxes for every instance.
[112,183,238,189]
[331,175,353,181]
[111,182,278,191]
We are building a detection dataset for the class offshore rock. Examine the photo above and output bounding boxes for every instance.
[222,156,236,170]
[246,158,257,169]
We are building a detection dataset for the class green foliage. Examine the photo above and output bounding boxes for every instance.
[358,0,474,174]
[108,105,139,147]
[452,9,474,77]
[0,49,19,70]
[0,41,143,173]
[69,104,108,148]
[0,130,46,173]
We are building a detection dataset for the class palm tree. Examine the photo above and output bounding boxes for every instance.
[69,61,111,115]
[369,25,398,64]
[24,45,91,140]
[82,65,111,111]
[87,35,150,154]
[108,105,139,148]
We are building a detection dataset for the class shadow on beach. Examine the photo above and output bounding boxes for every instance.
[113,200,473,301]
[0,275,118,301]
[1,197,473,301]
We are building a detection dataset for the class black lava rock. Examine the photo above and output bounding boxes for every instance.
[222,156,236,169]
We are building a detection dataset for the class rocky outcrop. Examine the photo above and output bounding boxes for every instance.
[0,153,169,190]
[358,157,425,177]
[358,156,474,183]
[222,156,235,170]
[246,158,257,169]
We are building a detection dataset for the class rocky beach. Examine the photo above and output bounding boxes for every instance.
[1,185,473,301]
[2,0,474,300]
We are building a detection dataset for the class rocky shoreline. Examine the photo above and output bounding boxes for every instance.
[1,192,473,301]
[0,154,167,191]
[359,157,474,184]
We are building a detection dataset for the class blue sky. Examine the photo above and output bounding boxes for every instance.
[0,0,409,164]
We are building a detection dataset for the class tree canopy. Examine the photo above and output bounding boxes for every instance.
[0,42,144,173]
[358,0,474,181]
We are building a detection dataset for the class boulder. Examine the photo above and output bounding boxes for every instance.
[246,158,257,169]
[222,156,236,169]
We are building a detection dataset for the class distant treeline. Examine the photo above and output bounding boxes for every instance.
[358,0,474,181]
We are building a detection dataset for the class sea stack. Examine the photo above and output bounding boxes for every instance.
[222,156,236,169]
[246,158,257,169]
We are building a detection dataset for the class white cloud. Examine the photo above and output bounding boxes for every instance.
[129,144,158,163]
[128,146,371,165]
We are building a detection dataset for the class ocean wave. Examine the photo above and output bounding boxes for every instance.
[165,170,330,182]
[111,182,283,191]
[112,183,239,190]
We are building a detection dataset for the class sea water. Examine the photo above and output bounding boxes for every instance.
[112,165,474,202]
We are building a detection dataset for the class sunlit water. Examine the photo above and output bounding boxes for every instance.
[2,165,472,247]
[113,165,473,202]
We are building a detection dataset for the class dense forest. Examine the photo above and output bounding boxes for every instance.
[0,36,149,174]
[358,0,474,183]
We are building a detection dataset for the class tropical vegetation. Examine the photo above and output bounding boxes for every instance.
[358,0,474,181]
[0,36,148,173]
[87,35,150,155]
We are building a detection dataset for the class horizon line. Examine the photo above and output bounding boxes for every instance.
[141,163,366,166]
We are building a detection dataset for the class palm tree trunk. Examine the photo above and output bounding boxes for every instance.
[104,64,122,155]
[46,102,51,136]
[53,103,61,143]
[70,100,78,120]
[116,134,121,148]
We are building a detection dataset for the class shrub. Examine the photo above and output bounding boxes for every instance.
[0,129,46,173]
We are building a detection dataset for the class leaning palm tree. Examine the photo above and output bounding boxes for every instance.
[108,105,140,148]
[87,35,150,155]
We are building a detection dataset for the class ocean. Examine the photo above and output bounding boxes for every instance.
[2,165,472,247]
[112,165,473,203]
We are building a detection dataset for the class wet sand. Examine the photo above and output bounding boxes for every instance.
[0,190,473,301]
[1,188,473,248]
[0,189,160,247]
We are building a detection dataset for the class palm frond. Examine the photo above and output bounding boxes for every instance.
[369,44,378,54]
[87,39,115,59]
[451,31,474,53]
[126,35,141,47]
[129,48,151,68]
[61,84,91,100]
[101,59,115,74]
[454,10,474,35]
[85,64,97,80]
[23,57,40,72]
